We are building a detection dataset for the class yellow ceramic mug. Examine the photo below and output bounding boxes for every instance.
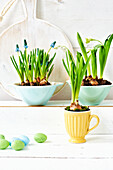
[64,110,99,143]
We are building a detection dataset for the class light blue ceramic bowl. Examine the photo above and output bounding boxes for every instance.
[10,82,63,106]
[67,81,113,106]
[79,85,113,106]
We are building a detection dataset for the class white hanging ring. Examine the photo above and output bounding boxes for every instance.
[0,15,3,22]
[0,0,16,22]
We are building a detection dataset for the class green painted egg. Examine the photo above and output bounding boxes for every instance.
[11,140,25,151]
[0,134,5,139]
[34,133,47,143]
[0,139,9,149]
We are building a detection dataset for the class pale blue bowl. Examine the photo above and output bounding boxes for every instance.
[67,81,113,106]
[11,82,63,106]
[79,85,113,106]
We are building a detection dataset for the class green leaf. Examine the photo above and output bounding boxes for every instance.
[46,53,56,71]
[104,34,113,70]
[47,64,54,79]
[91,49,97,79]
[66,51,69,69]
[10,56,23,82]
[77,32,91,75]
[99,46,105,78]
[76,51,82,62]
[62,59,69,76]
[62,47,91,103]
[94,44,103,51]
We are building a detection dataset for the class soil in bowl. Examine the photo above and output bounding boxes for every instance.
[17,78,51,86]
[81,75,112,86]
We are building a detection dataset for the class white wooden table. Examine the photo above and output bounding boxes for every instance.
[0,100,113,170]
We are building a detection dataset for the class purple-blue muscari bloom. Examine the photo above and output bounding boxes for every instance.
[24,45,28,49]
[37,48,39,56]
[24,39,28,49]
[16,44,20,52]
[50,41,56,48]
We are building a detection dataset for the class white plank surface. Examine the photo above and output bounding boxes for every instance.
[0,105,112,135]
[0,103,113,169]
[0,159,112,170]
[0,134,113,158]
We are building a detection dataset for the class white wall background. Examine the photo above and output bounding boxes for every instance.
[0,0,113,100]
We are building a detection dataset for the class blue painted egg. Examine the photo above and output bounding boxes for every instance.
[19,135,30,146]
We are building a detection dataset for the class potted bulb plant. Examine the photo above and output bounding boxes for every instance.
[10,40,63,105]
[62,48,99,143]
[76,32,113,105]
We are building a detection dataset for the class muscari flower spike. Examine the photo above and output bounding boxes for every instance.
[37,48,39,56]
[15,44,20,52]
[24,39,28,49]
[50,41,56,48]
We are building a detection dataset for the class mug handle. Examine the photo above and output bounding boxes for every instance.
[87,115,100,134]
[52,82,66,97]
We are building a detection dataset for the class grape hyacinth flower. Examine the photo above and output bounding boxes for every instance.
[37,48,39,56]
[24,39,28,49]
[23,40,29,82]
[50,41,56,48]
[47,41,56,54]
[24,39,28,61]
[16,44,20,66]
[16,44,20,62]
[16,44,20,52]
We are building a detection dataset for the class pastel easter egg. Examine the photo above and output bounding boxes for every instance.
[34,133,47,143]
[9,137,21,146]
[0,134,5,139]
[0,139,9,150]
[19,135,30,146]
[11,140,25,151]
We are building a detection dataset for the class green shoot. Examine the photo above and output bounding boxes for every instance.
[77,32,91,76]
[29,51,34,82]
[23,50,29,81]
[62,49,91,104]
[76,51,87,77]
[99,46,105,79]
[47,64,54,80]
[10,55,24,83]
[86,34,113,79]
[91,49,97,79]
[34,49,40,79]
